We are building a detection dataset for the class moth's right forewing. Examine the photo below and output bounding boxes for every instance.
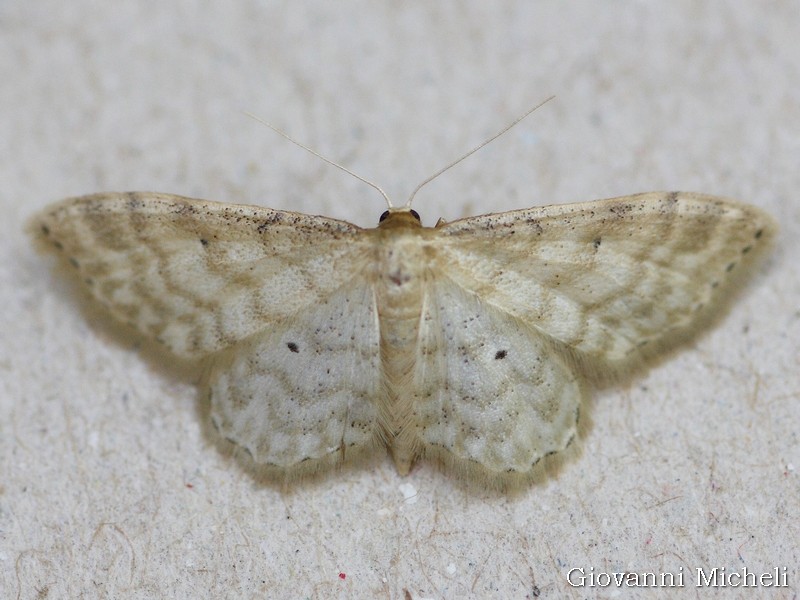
[430,193,776,372]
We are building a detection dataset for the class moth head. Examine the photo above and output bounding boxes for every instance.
[378,207,422,229]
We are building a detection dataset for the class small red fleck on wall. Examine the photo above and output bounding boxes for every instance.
[338,572,346,580]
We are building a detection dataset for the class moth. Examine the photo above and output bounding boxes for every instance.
[30,189,775,482]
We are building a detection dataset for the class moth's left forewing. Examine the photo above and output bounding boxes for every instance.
[29,193,376,359]
[430,193,776,374]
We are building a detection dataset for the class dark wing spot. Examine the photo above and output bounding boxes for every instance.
[494,349,507,360]
[742,245,752,254]
[40,224,50,236]
[754,229,763,239]
[200,238,209,246]
[592,237,602,249]
[726,262,736,272]
[287,342,299,353]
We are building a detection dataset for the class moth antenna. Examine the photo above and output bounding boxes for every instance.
[245,112,394,208]
[404,95,555,208]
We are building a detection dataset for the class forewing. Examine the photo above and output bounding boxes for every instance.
[410,275,581,475]
[31,193,371,358]
[208,279,382,472]
[433,193,776,367]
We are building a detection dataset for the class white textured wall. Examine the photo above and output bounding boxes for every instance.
[2,2,797,598]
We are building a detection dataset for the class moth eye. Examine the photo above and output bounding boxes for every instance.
[379,210,390,222]
[410,209,421,221]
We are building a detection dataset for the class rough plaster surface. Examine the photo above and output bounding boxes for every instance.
[2,2,798,598]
